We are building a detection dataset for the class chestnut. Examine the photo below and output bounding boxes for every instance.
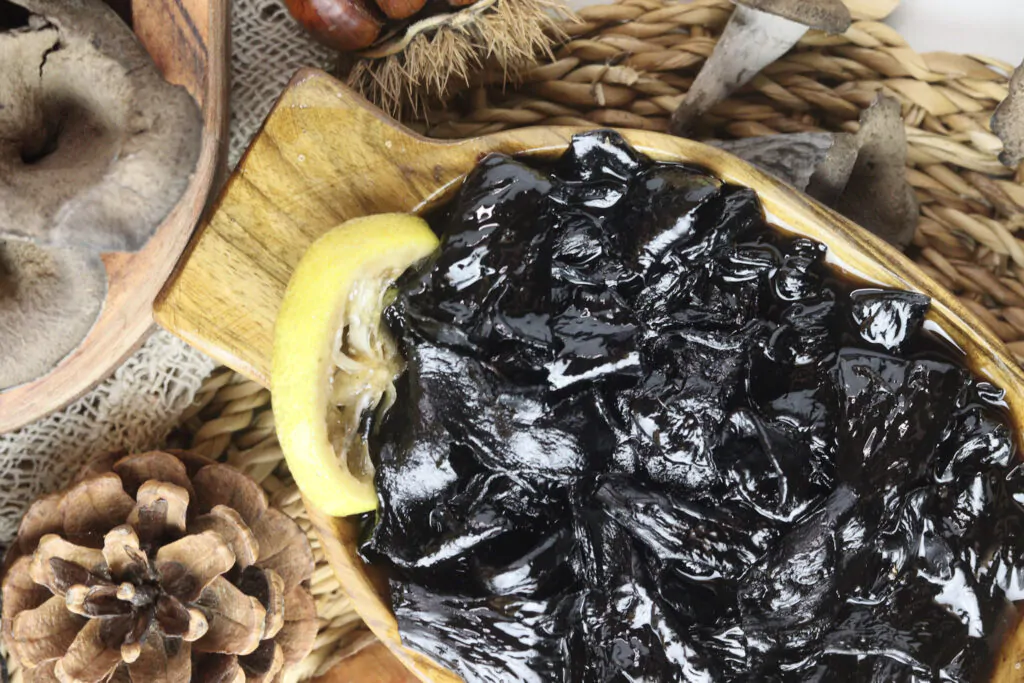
[282,0,383,52]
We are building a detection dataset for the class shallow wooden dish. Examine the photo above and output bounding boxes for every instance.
[0,0,229,432]
[155,69,1024,682]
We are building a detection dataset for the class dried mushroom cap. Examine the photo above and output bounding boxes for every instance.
[733,0,851,33]
[0,240,106,390]
[1,450,318,683]
[670,0,851,135]
[806,133,860,206]
[992,60,1024,168]
[0,0,201,252]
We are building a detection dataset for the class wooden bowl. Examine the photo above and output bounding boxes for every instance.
[0,0,229,432]
[155,69,1024,682]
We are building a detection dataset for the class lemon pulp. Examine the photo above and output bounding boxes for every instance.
[272,214,439,516]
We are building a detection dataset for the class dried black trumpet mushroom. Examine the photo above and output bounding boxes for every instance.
[992,60,1024,168]
[711,131,858,206]
[0,0,201,389]
[711,96,918,249]
[670,0,852,136]
[834,94,919,249]
[364,131,1024,682]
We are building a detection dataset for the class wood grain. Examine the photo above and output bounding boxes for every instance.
[0,0,229,432]
[156,69,1024,682]
[312,640,419,683]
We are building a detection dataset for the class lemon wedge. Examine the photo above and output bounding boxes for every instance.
[272,214,439,516]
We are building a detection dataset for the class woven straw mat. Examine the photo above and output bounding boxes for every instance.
[108,0,1024,678]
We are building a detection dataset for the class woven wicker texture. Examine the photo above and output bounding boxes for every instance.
[406,0,1024,366]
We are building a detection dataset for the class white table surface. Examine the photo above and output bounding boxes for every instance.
[890,0,1023,67]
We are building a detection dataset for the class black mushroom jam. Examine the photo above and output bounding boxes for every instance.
[361,131,1024,682]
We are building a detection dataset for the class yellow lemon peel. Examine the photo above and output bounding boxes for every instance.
[272,214,438,517]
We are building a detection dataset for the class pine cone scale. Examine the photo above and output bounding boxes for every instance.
[53,618,123,683]
[64,584,128,618]
[112,453,194,499]
[29,537,105,596]
[10,595,84,667]
[154,531,236,602]
[129,634,191,683]
[130,481,191,541]
[237,639,284,683]
[153,593,192,636]
[3,556,49,636]
[275,586,318,666]
[101,526,142,578]
[192,652,244,683]
[57,474,135,546]
[191,507,259,568]
[191,465,268,526]
[236,566,286,639]
[193,576,267,656]
[23,659,59,683]
[247,509,315,592]
[16,493,63,557]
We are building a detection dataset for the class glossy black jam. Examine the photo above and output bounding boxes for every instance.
[362,131,1024,682]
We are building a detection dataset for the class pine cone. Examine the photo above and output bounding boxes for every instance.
[1,451,318,683]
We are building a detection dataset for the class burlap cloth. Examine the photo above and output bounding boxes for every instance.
[0,0,337,550]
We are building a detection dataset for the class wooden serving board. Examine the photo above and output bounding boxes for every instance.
[0,0,229,432]
[155,69,1024,682]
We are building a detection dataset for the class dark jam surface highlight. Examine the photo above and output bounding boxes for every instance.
[362,131,1024,682]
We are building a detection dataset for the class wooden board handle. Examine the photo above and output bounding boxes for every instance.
[155,70,488,385]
